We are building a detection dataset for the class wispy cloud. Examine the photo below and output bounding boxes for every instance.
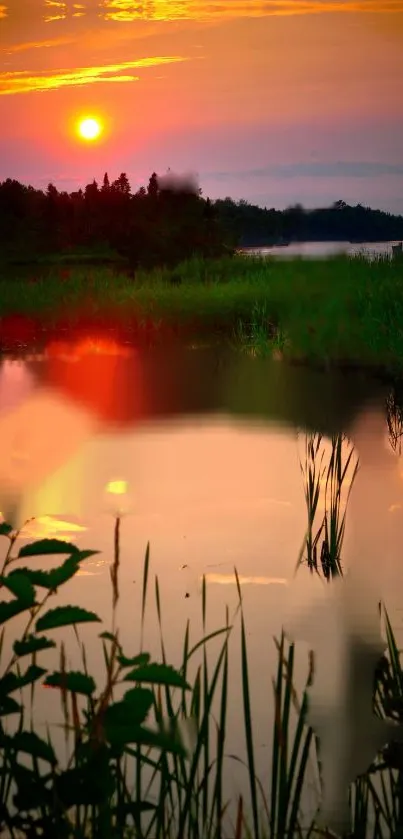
[2,0,403,31]
[3,36,76,55]
[100,0,189,21]
[0,55,188,95]
[207,161,403,180]
[44,0,86,21]
[99,0,403,22]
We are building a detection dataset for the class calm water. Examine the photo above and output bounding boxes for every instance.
[1,343,402,819]
[240,239,402,260]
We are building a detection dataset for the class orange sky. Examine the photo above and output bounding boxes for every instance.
[1,0,403,210]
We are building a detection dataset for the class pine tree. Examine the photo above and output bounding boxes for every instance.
[147,172,159,197]
[101,172,110,192]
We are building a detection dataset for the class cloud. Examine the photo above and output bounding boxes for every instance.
[99,0,403,21]
[206,161,403,180]
[43,1,86,21]
[2,36,76,54]
[0,55,188,95]
[3,0,402,58]
[4,0,403,30]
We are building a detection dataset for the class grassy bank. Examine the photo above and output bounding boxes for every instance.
[0,254,403,371]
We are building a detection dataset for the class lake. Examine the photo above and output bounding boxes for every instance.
[1,343,403,832]
[239,239,402,260]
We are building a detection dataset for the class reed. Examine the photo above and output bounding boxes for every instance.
[297,431,358,579]
[2,254,403,371]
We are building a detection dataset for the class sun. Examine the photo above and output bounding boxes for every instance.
[77,117,102,142]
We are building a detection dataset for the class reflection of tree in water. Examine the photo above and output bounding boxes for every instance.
[386,387,403,455]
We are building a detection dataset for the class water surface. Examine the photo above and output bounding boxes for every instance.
[241,239,402,260]
[0,343,402,816]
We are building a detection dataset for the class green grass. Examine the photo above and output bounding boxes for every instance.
[1,253,403,371]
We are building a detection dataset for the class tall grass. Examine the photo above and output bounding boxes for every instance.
[297,431,358,579]
[2,254,403,370]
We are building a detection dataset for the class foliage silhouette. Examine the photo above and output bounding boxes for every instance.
[1,174,402,269]
[0,521,192,838]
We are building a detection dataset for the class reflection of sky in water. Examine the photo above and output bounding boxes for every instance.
[1,348,403,819]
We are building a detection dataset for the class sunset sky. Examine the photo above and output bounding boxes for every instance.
[1,0,403,212]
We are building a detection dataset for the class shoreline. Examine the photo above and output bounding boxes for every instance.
[0,318,400,386]
[1,253,403,378]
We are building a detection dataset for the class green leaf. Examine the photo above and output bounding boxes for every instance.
[44,671,96,696]
[13,764,53,811]
[0,673,18,697]
[0,695,21,716]
[0,599,33,625]
[18,538,80,558]
[55,763,115,808]
[0,665,46,695]
[117,652,150,668]
[10,731,56,765]
[36,606,101,632]
[108,721,186,752]
[9,557,80,590]
[74,550,100,561]
[123,687,157,709]
[103,690,154,746]
[124,662,191,690]
[0,673,19,695]
[13,635,56,658]
[1,572,36,604]
[0,522,13,536]
[19,664,47,690]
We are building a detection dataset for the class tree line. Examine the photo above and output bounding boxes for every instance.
[0,172,232,269]
[1,173,402,269]
[215,198,403,247]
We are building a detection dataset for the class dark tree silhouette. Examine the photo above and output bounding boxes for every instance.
[0,173,402,269]
[101,172,110,192]
[112,173,131,195]
[147,172,159,197]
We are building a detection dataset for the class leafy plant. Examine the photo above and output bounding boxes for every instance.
[0,518,192,838]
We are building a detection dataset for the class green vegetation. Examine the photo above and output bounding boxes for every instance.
[1,412,403,837]
[1,253,403,374]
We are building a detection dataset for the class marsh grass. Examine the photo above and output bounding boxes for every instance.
[1,254,403,369]
[297,432,358,579]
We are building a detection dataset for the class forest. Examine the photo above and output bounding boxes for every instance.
[1,172,402,270]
